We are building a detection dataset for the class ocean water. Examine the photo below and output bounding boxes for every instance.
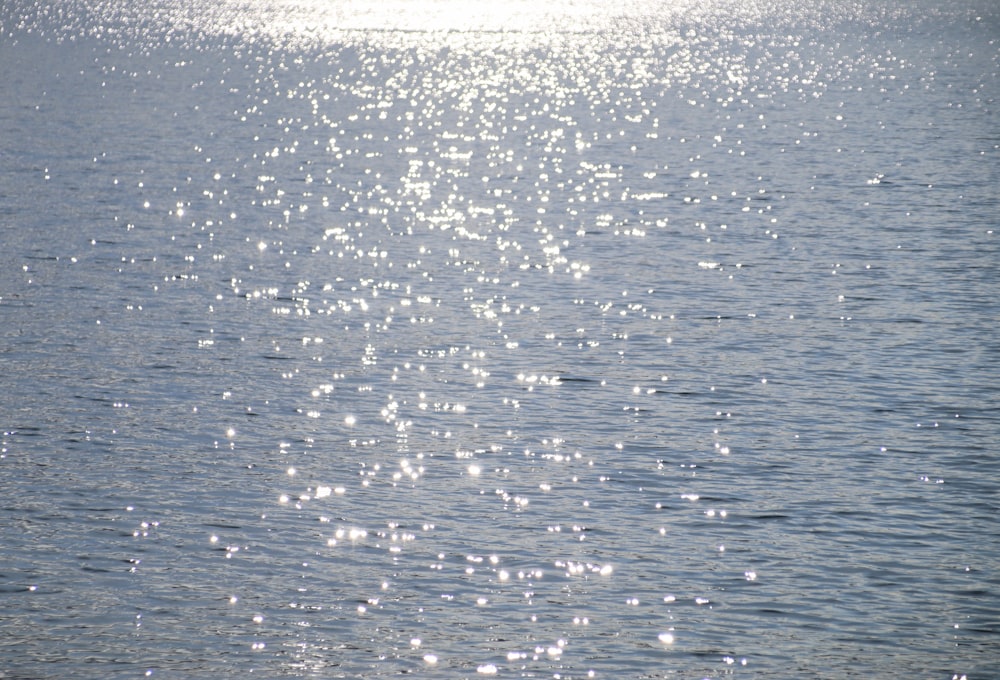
[1,0,998,677]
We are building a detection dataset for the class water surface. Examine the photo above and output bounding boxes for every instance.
[1,0,998,677]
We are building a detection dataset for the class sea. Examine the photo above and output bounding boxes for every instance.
[1,0,998,677]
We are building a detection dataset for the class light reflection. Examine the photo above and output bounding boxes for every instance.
[8,0,976,674]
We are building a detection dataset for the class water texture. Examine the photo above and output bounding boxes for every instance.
[1,0,998,677]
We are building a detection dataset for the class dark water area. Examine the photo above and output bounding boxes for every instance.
[1,0,998,677]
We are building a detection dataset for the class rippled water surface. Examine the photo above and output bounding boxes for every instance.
[1,0,998,677]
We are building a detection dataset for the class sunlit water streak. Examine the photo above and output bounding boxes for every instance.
[1,0,998,677]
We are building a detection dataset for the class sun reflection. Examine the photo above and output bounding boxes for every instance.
[153,0,742,52]
[7,0,977,673]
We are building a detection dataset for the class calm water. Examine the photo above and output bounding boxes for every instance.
[1,0,998,677]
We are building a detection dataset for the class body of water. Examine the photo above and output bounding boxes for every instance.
[1,0,998,677]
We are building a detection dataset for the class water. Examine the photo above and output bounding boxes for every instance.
[1,0,998,677]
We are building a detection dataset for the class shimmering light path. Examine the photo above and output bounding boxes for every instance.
[1,0,998,677]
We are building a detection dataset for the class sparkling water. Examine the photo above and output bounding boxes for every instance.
[1,0,997,677]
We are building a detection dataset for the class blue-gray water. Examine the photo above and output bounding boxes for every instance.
[1,0,998,677]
